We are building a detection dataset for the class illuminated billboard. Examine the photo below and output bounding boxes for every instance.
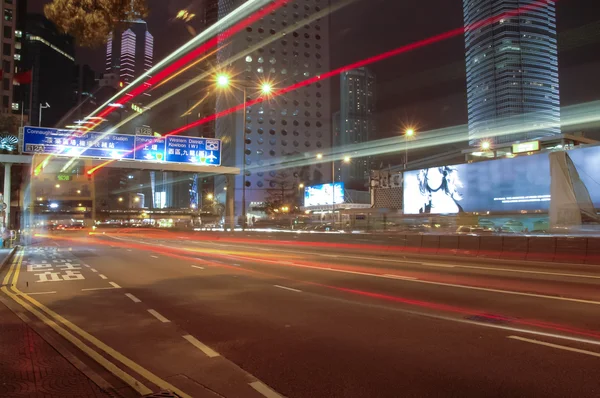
[304,183,345,207]
[403,145,600,214]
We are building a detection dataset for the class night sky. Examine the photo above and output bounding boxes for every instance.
[28,0,600,140]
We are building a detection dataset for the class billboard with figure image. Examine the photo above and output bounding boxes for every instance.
[403,153,552,214]
[304,183,345,207]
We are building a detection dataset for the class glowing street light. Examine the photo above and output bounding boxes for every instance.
[316,153,323,160]
[55,184,60,188]
[404,128,416,169]
[343,156,351,163]
[76,190,81,194]
[134,197,140,203]
[261,82,273,95]
[298,183,305,189]
[481,140,491,150]
[118,197,124,202]
[207,193,214,200]
[216,74,230,88]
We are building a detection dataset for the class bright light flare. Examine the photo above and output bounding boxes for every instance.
[343,156,351,163]
[405,128,415,137]
[481,140,491,150]
[216,74,230,88]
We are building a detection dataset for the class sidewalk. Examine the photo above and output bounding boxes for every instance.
[0,249,110,397]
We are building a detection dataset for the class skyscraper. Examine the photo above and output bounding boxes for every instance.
[1,0,17,115]
[105,21,153,86]
[339,67,375,189]
[463,0,560,146]
[215,0,332,219]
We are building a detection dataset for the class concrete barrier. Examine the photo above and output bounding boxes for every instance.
[438,235,459,256]
[554,237,587,263]
[419,235,440,255]
[500,236,528,260]
[526,237,555,262]
[478,236,503,259]
[457,235,480,256]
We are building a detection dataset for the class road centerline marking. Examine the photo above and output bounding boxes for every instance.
[99,274,108,280]
[383,274,417,280]
[191,265,205,269]
[508,335,600,358]
[182,334,220,358]
[81,287,117,292]
[147,309,170,323]
[274,285,302,293]
[125,293,141,303]
[109,282,121,288]
[25,291,57,295]
[249,381,283,398]
[150,255,159,259]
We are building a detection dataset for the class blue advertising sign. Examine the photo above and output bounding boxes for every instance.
[134,135,165,161]
[22,126,135,160]
[165,136,221,166]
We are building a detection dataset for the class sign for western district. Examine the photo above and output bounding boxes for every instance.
[22,126,221,166]
[164,136,221,166]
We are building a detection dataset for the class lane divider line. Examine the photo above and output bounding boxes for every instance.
[249,381,283,398]
[182,334,220,358]
[150,255,159,259]
[147,309,170,323]
[109,282,121,288]
[191,265,205,269]
[81,287,118,292]
[508,335,600,358]
[24,291,57,295]
[274,285,302,293]
[125,293,141,303]
[99,274,108,280]
[90,268,98,273]
[1,252,153,395]
[383,274,417,280]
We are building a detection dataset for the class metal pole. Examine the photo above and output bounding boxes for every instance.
[332,159,335,228]
[241,87,247,230]
[38,103,42,127]
[404,136,407,170]
[3,163,11,229]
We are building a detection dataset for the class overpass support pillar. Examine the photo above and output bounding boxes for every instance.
[3,163,11,229]
[225,175,235,231]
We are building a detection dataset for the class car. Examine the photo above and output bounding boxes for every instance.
[456,225,494,234]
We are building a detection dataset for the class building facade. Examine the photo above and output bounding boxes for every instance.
[339,67,375,189]
[23,13,75,127]
[215,0,332,219]
[463,0,560,146]
[105,21,153,87]
[1,0,18,114]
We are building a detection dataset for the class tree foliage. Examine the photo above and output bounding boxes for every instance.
[0,114,20,135]
[44,0,149,47]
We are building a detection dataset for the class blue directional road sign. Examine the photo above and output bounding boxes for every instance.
[164,136,221,166]
[22,126,135,160]
[134,135,166,161]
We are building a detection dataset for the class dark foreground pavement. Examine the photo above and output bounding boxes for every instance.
[3,232,600,397]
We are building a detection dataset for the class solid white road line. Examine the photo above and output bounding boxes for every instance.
[273,285,302,293]
[439,263,600,280]
[81,287,117,291]
[249,381,283,398]
[191,265,205,269]
[147,309,170,323]
[109,282,121,288]
[508,336,600,358]
[99,274,108,280]
[182,334,220,358]
[150,255,159,259]
[125,293,141,303]
[419,262,456,268]
[383,274,417,280]
[26,291,57,295]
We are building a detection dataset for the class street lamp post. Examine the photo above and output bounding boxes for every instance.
[39,102,50,127]
[404,128,415,170]
[216,74,272,230]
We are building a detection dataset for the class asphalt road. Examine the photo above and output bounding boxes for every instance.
[3,229,600,397]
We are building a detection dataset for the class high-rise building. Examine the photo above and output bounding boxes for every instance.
[23,14,75,127]
[1,0,18,114]
[339,67,375,189]
[215,0,332,218]
[463,0,560,146]
[105,21,153,86]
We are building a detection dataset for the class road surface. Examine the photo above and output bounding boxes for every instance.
[2,229,600,397]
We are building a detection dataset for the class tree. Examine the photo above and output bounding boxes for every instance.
[44,0,149,47]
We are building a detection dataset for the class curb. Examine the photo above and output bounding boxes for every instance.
[0,247,127,398]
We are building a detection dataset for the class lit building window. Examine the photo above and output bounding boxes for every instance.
[12,103,19,110]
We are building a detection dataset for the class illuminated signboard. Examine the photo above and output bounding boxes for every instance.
[403,146,600,214]
[304,182,345,207]
[22,127,135,160]
[164,136,221,166]
[512,140,540,154]
[134,135,165,161]
[57,174,71,181]
[22,126,222,167]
